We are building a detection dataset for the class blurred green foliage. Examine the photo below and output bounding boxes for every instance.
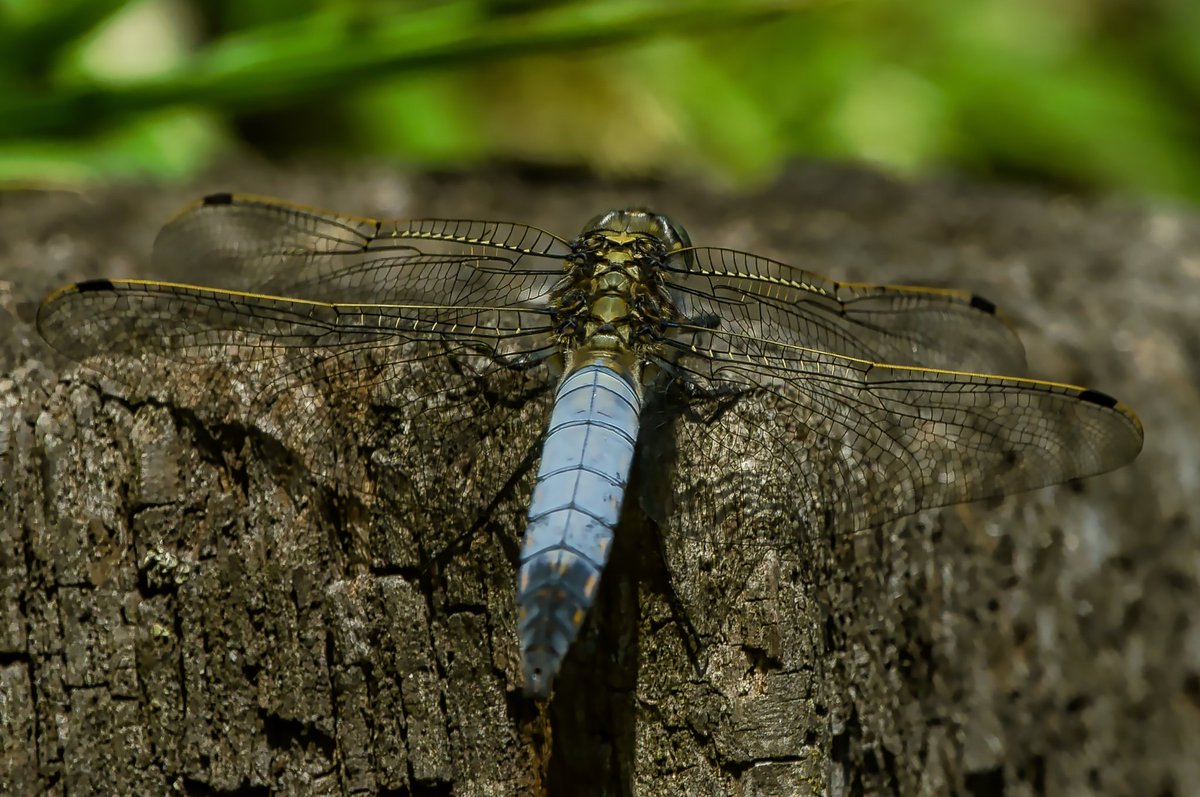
[1,0,1198,199]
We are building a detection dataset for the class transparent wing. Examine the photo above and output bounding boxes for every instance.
[36,277,561,523]
[642,328,1141,663]
[152,192,573,306]
[664,247,1028,374]
[40,195,579,563]
[37,275,563,372]
[657,332,1142,538]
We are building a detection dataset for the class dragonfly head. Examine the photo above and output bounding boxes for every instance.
[581,208,693,254]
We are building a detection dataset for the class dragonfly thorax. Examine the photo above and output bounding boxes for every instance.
[554,212,684,357]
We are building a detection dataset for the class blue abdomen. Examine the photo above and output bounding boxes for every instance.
[517,359,642,696]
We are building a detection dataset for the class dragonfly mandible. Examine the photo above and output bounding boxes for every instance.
[37,193,1144,697]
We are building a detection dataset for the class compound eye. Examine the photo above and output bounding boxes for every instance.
[668,218,692,250]
[650,213,691,253]
[581,210,624,236]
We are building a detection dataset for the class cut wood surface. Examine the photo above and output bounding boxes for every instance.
[1,163,1195,796]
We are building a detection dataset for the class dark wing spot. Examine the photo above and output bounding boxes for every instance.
[363,220,381,251]
[1077,388,1119,409]
[969,294,997,314]
[74,279,116,293]
[202,192,234,205]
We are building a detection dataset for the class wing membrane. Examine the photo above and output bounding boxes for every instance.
[662,335,1142,535]
[37,195,1141,546]
[153,193,572,306]
[665,247,1028,374]
[38,279,557,366]
[36,277,561,506]
[41,194,573,521]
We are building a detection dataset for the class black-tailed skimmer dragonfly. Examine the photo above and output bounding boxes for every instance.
[37,193,1144,697]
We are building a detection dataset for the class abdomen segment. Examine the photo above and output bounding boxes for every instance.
[517,359,642,697]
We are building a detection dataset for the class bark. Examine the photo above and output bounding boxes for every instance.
[1,163,1196,796]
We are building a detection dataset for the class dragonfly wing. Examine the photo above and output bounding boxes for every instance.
[36,278,560,534]
[655,339,1142,541]
[152,193,572,307]
[644,338,1139,654]
[664,247,1028,374]
[42,196,578,569]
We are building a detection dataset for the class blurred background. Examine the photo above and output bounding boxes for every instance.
[1,0,1198,201]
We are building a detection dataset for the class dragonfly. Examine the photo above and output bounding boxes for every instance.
[37,193,1144,697]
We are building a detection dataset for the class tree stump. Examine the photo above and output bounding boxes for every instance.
[1,164,1194,796]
